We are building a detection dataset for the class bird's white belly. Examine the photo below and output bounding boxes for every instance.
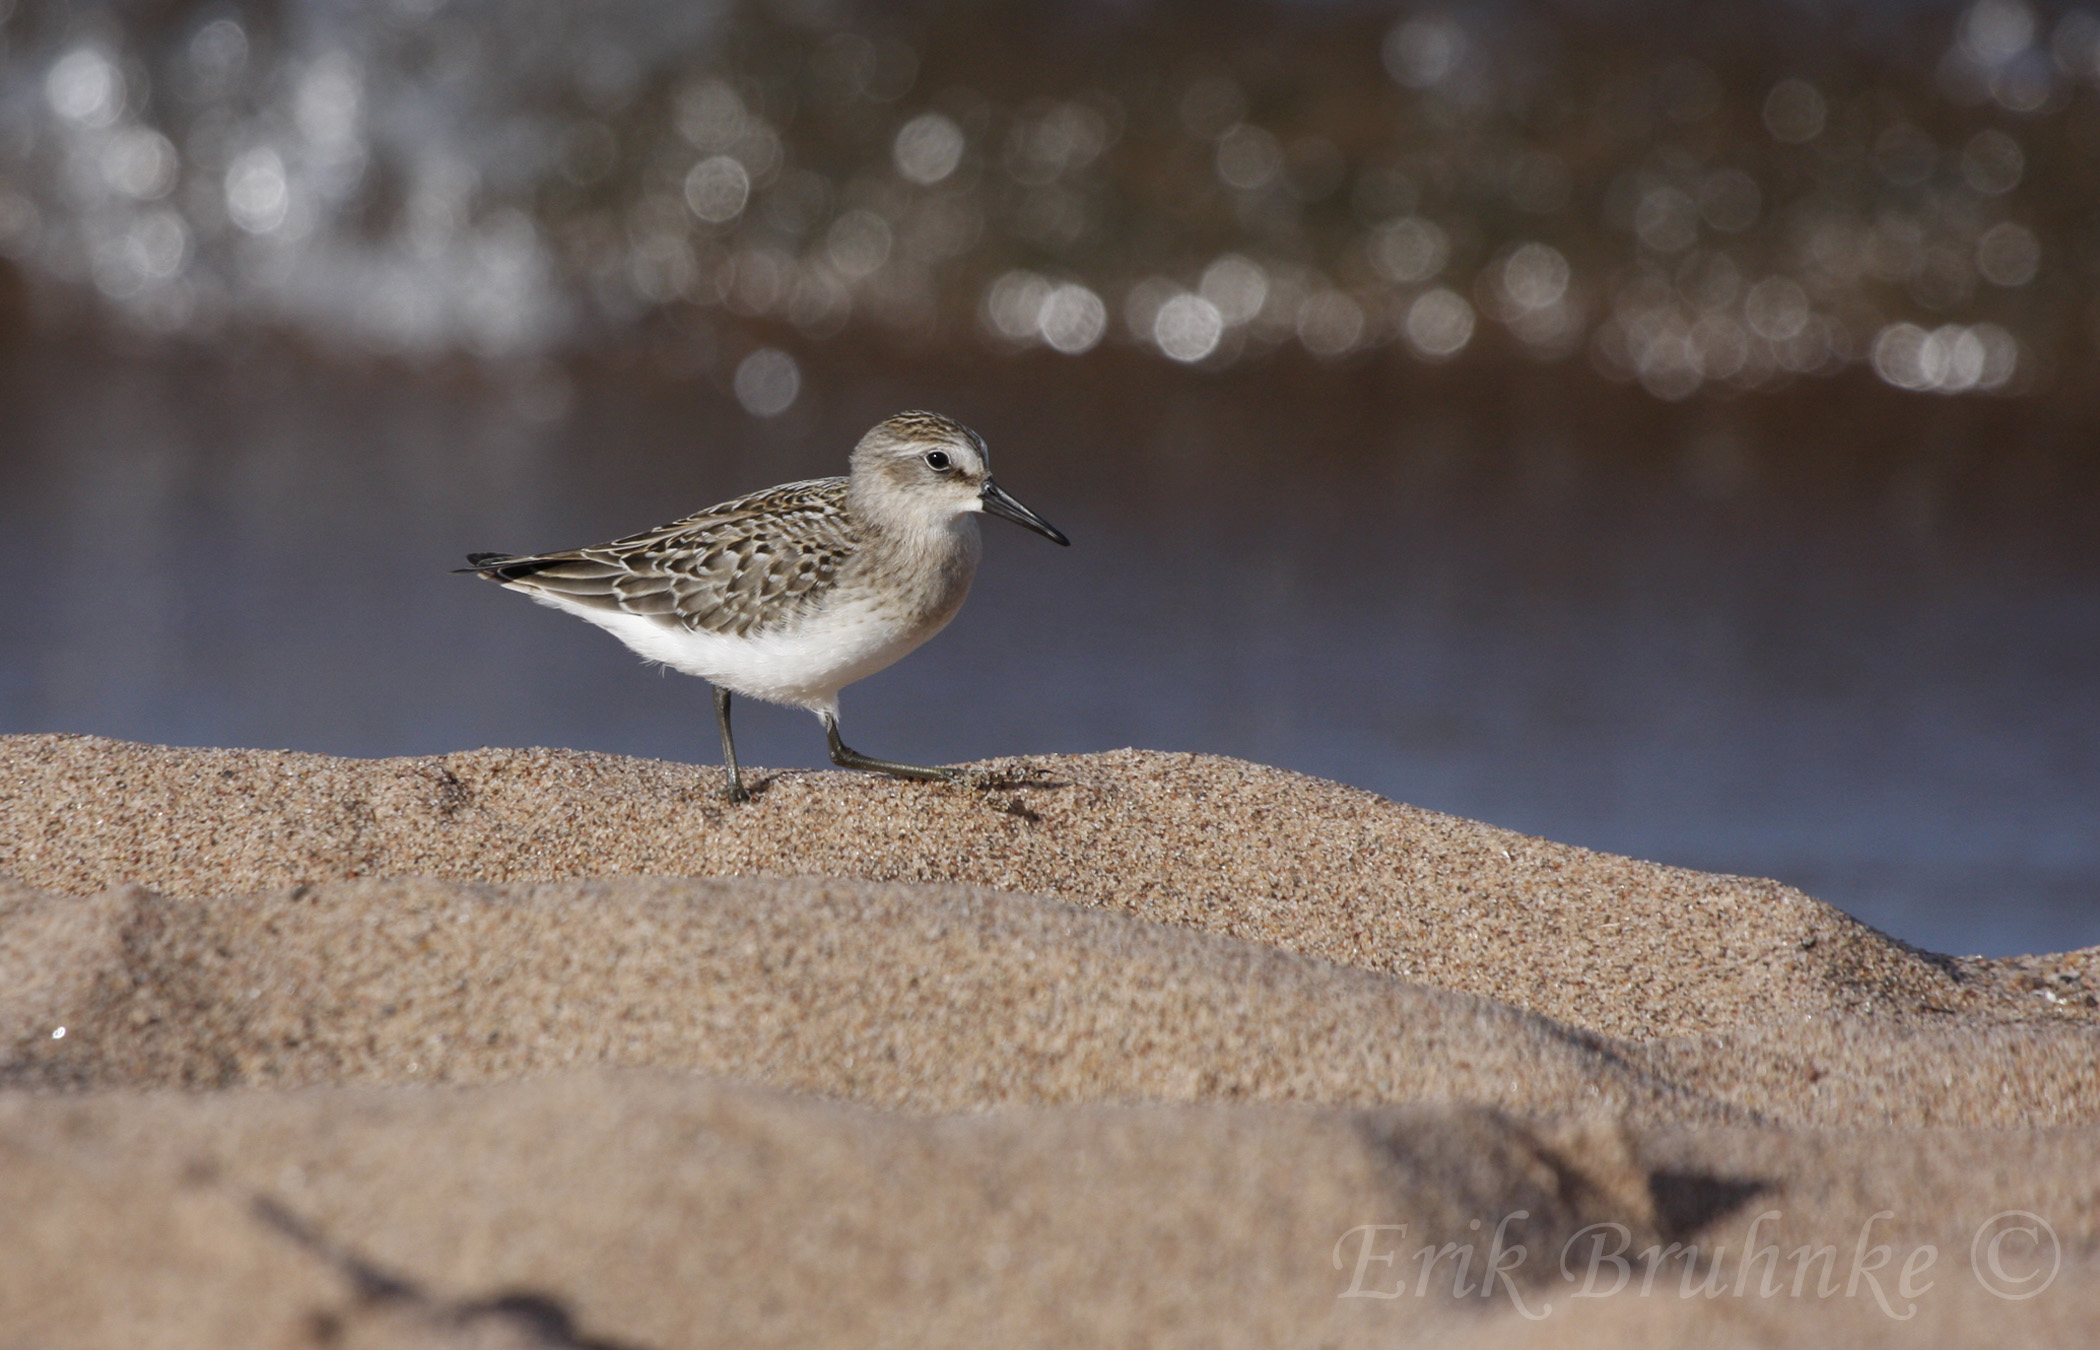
[520,587,954,717]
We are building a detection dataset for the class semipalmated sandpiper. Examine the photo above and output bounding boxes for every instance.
[460,411,1068,801]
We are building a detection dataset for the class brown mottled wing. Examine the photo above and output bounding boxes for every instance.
[470,478,857,637]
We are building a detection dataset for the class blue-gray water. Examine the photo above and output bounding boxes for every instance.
[3,337,2095,958]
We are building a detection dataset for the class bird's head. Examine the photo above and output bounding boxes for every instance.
[849,411,1069,545]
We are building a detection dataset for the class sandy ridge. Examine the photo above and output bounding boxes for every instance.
[0,873,1721,1125]
[3,870,2096,1129]
[6,735,2090,1042]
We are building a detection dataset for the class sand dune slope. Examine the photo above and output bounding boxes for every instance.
[1,869,2094,1129]
[6,736,2091,1042]
[0,873,1717,1124]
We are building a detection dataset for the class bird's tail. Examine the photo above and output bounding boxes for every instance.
[455,552,557,580]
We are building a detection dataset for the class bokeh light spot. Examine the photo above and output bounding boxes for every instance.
[825,209,892,279]
[1368,217,1448,284]
[48,48,122,127]
[1962,130,2025,193]
[733,347,800,416]
[893,113,965,185]
[1976,222,2040,286]
[684,155,751,224]
[1384,16,1468,89]
[1200,255,1269,324]
[1404,287,1475,358]
[1762,78,1827,142]
[1298,290,1365,356]
[1154,293,1224,362]
[225,149,289,234]
[103,128,180,200]
[1215,124,1283,191]
[1038,283,1107,354]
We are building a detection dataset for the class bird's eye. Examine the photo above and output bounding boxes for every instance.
[924,451,951,472]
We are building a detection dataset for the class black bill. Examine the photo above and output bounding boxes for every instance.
[980,479,1070,546]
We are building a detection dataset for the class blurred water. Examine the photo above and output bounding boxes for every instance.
[2,335,2094,958]
[6,0,2100,394]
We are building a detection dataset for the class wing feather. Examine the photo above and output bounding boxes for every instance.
[464,477,858,636]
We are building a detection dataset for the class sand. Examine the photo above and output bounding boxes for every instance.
[3,733,2098,1344]
[0,873,1732,1124]
[11,1075,2100,1349]
[7,735,2094,1042]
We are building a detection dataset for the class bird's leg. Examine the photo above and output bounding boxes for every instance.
[823,713,960,784]
[713,685,749,803]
